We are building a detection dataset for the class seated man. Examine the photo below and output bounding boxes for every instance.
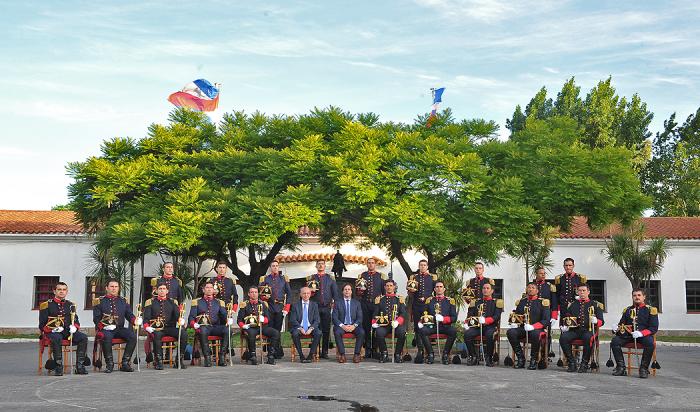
[237,286,280,365]
[188,281,233,367]
[39,281,88,375]
[610,288,659,378]
[417,281,457,365]
[506,282,551,370]
[93,279,138,373]
[559,283,604,373]
[332,283,365,364]
[290,287,322,363]
[372,280,407,363]
[143,283,187,370]
[463,283,503,366]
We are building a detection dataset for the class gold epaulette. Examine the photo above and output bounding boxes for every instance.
[515,298,522,307]
[488,278,495,285]
[650,306,658,315]
[425,297,433,304]
[554,275,561,285]
[542,299,550,307]
[306,275,314,281]
[623,306,631,315]
[144,298,153,306]
[262,301,269,308]
[39,300,49,310]
[408,274,416,281]
[93,297,101,306]
[431,274,438,281]
[177,278,183,286]
[150,277,158,287]
[259,276,266,284]
[399,296,405,304]
[448,297,456,305]
[173,299,179,305]
[284,275,290,282]
[240,301,247,309]
[496,299,504,309]
[379,272,387,280]
[550,284,557,293]
[580,275,588,283]
[219,299,225,306]
[191,298,200,305]
[375,296,382,304]
[596,301,604,311]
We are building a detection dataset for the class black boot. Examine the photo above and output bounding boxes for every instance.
[394,353,403,363]
[578,358,590,373]
[218,350,228,367]
[612,350,626,376]
[120,358,134,372]
[564,349,577,372]
[103,344,114,373]
[177,354,187,370]
[413,351,424,364]
[204,355,212,367]
[75,342,88,375]
[426,352,434,364]
[514,346,526,369]
[639,348,653,379]
[51,340,63,376]
[484,354,494,367]
[527,358,538,370]
[154,353,163,370]
[379,351,389,363]
[249,355,258,365]
[441,353,449,365]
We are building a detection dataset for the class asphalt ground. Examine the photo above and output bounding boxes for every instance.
[0,342,698,411]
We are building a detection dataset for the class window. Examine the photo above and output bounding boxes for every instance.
[687,281,700,313]
[640,280,662,313]
[492,279,504,300]
[142,277,155,302]
[85,278,104,309]
[587,280,606,311]
[34,276,60,309]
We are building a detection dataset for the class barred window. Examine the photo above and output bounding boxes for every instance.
[686,281,700,313]
[640,280,662,313]
[34,276,60,309]
[85,278,104,309]
[587,280,606,312]
[492,279,504,300]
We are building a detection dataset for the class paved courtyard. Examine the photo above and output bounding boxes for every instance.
[0,342,698,411]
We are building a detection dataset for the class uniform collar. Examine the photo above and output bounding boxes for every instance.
[250,299,259,305]
[420,272,430,277]
[106,294,118,300]
[535,279,545,284]
[475,275,484,280]
[317,272,326,277]
[527,295,538,301]
[216,274,226,279]
[565,272,576,278]
[53,297,65,304]
[203,295,214,302]
[270,272,279,277]
[435,295,445,301]
[580,297,590,303]
[483,296,493,301]
[385,293,396,297]
[157,296,167,302]
[163,274,173,279]
[634,303,646,308]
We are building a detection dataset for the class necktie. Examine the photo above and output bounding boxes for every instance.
[345,300,351,325]
[302,302,309,330]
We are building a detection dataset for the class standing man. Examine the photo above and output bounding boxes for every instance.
[464,262,495,303]
[533,267,558,357]
[39,282,88,375]
[152,262,184,304]
[306,259,339,359]
[462,283,503,366]
[611,288,659,378]
[355,257,387,359]
[554,258,587,321]
[237,286,280,365]
[212,260,239,310]
[259,260,291,358]
[406,259,437,363]
[143,283,187,370]
[417,281,458,365]
[331,250,347,278]
[93,279,138,373]
[506,282,551,370]
[188,281,233,367]
[559,283,604,373]
[290,287,322,364]
[332,283,365,364]
[372,280,407,363]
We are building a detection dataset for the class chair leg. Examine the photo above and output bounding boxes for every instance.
[38,344,44,375]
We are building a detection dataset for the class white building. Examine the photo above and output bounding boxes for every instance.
[1,211,699,334]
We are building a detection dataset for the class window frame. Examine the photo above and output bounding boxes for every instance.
[33,276,60,310]
[640,280,662,313]
[686,280,700,314]
[586,279,607,312]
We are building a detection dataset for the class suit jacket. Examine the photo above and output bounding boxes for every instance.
[290,299,320,331]
[332,298,363,327]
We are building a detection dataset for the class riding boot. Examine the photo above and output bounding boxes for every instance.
[578,357,590,373]
[514,345,526,369]
[527,358,538,370]
[51,339,64,376]
[75,342,88,375]
[639,348,653,379]
[564,348,577,372]
[102,343,114,373]
[612,350,626,376]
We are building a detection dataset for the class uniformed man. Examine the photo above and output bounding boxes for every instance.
[559,283,604,373]
[533,267,558,356]
[464,262,495,303]
[506,282,551,370]
[93,279,138,373]
[188,281,233,367]
[237,286,280,365]
[306,259,340,359]
[407,259,437,363]
[611,288,659,378]
[151,262,184,304]
[259,260,291,358]
[39,281,88,375]
[212,260,239,308]
[143,283,187,370]
[355,257,387,359]
[372,280,407,363]
[417,281,457,364]
[462,282,503,366]
[554,258,587,321]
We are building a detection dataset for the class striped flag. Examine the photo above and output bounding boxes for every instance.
[168,79,220,112]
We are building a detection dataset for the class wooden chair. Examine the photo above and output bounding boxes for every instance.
[146,336,178,368]
[38,335,75,375]
[567,336,600,372]
[239,331,270,363]
[507,330,548,368]
[473,325,501,365]
[335,332,365,358]
[622,336,658,377]
[93,337,126,371]
[191,335,222,366]
[290,333,320,362]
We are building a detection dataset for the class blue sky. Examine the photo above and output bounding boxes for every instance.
[1,0,699,209]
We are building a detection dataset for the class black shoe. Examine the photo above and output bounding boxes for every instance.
[485,356,494,367]
[274,351,283,359]
[364,349,373,359]
[612,365,627,376]
[527,358,537,370]
[320,352,329,359]
[301,355,311,364]
[379,351,389,363]
[105,360,114,373]
[120,361,134,372]
[54,362,63,376]
[414,352,424,364]
[467,356,478,366]
[515,357,526,369]
[249,356,258,365]
[566,358,578,372]
[177,356,187,370]
[218,354,227,367]
[441,353,449,365]
[426,353,434,364]
[204,356,212,367]
[577,361,590,373]
[75,364,88,375]
[154,356,163,370]
[639,367,649,379]
[394,353,403,363]
[267,356,276,365]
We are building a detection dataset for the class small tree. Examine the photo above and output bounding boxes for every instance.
[602,220,669,289]
[506,225,556,287]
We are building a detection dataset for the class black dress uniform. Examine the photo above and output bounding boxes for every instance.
[259,272,291,358]
[407,272,438,355]
[559,298,604,372]
[611,304,659,377]
[39,298,88,375]
[506,296,551,369]
[236,299,281,365]
[307,272,340,357]
[465,275,495,302]
[535,279,557,355]
[355,270,387,357]
[93,294,137,372]
[212,274,239,309]
[188,295,229,367]
[142,296,187,369]
[553,273,586,320]
[417,296,458,364]
[152,275,185,305]
[463,296,503,366]
[372,294,408,363]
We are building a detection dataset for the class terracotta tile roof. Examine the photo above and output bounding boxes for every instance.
[559,216,700,240]
[0,210,84,235]
[275,253,387,266]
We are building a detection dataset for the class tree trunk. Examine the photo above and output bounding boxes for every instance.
[389,239,414,278]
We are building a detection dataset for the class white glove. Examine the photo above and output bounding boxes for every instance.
[479,316,486,325]
[227,317,234,326]
[258,314,265,323]
[372,323,379,329]
[435,314,444,323]
[282,310,288,317]
[391,320,399,329]
[575,295,581,300]
[550,318,558,328]
[135,317,143,326]
[560,326,569,332]
[69,325,77,334]
[524,323,535,331]
[509,323,518,328]
[177,318,185,326]
[589,316,598,325]
[145,326,155,333]
[462,322,470,330]
[632,330,643,339]
[193,322,201,330]
[243,324,250,330]
[52,327,64,333]
[104,325,117,331]
[417,322,424,329]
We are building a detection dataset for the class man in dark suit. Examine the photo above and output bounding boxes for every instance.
[332,283,365,363]
[290,287,322,363]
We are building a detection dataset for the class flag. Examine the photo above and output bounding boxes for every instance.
[427,87,445,127]
[168,79,220,112]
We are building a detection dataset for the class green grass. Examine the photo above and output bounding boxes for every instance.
[0,333,39,339]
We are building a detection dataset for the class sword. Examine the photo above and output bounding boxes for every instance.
[134,303,142,372]
[227,302,234,367]
[177,303,186,370]
[69,305,76,375]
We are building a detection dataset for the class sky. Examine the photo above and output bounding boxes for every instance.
[1,0,699,210]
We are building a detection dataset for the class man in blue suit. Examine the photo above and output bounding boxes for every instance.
[333,283,365,363]
[290,287,322,363]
